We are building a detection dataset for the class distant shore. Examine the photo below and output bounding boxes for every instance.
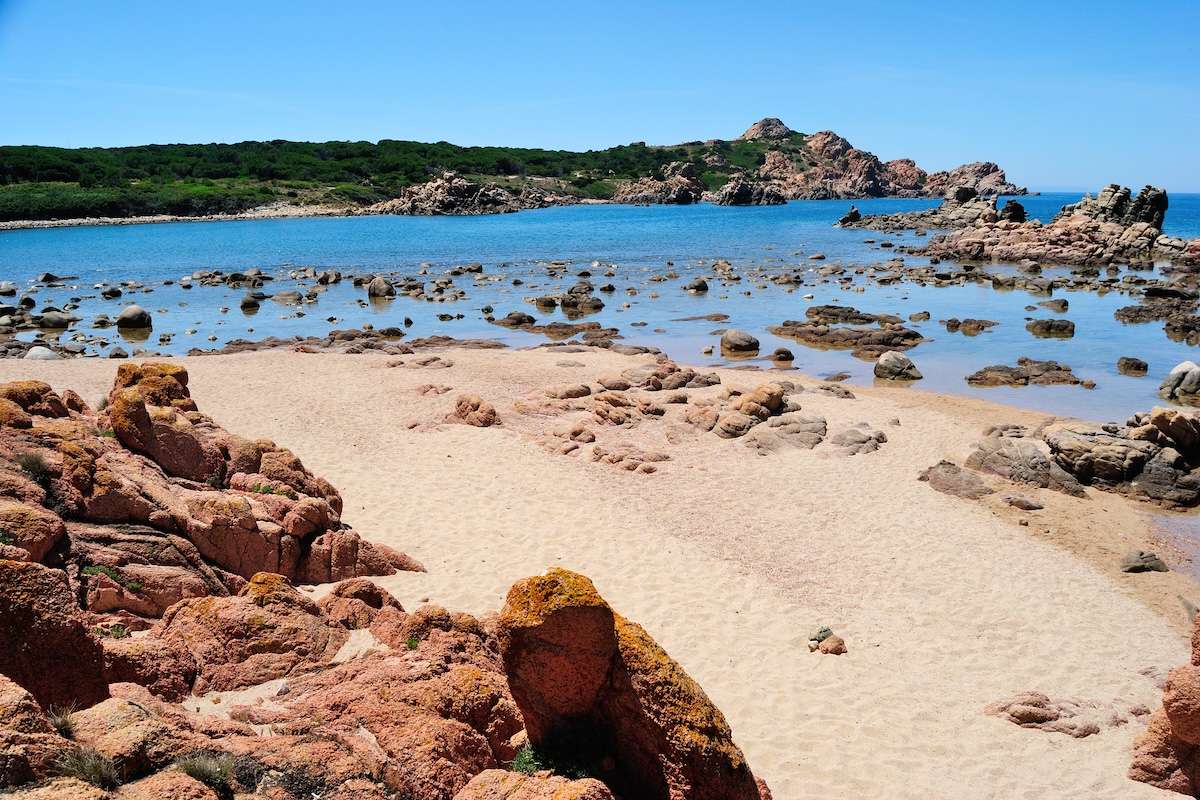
[0,201,358,231]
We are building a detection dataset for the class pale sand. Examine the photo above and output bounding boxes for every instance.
[6,347,1198,799]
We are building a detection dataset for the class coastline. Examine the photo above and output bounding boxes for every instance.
[0,201,358,231]
[2,345,1191,798]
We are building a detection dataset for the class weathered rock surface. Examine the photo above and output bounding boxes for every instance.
[151,572,349,692]
[918,460,994,499]
[0,364,418,632]
[0,559,110,710]
[874,350,922,380]
[498,568,769,800]
[706,177,786,206]
[454,770,615,800]
[1131,611,1200,793]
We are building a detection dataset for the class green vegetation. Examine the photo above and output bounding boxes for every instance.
[16,451,53,490]
[506,741,602,781]
[48,705,75,739]
[0,135,800,221]
[509,744,544,775]
[405,635,421,651]
[55,745,121,789]
[176,752,235,791]
[93,623,131,639]
[81,565,141,596]
[0,528,12,546]
[249,482,297,499]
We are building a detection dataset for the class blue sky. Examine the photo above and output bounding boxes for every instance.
[1,0,1197,191]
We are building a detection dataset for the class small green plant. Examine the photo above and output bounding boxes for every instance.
[81,564,122,582]
[175,751,234,791]
[0,528,12,546]
[16,450,53,490]
[98,427,116,438]
[95,395,110,412]
[509,744,544,775]
[93,623,131,639]
[124,581,143,593]
[48,705,75,739]
[205,472,224,489]
[55,745,120,788]
[405,635,420,651]
[249,483,296,499]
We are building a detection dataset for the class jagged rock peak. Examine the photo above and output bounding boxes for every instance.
[739,117,795,141]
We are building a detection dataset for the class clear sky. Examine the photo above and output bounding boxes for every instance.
[1,0,1197,191]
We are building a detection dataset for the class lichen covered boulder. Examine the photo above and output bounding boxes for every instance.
[0,559,109,710]
[498,568,768,800]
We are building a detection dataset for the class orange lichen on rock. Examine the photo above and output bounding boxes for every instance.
[498,568,768,800]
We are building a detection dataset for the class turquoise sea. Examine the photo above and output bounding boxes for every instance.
[3,192,1200,422]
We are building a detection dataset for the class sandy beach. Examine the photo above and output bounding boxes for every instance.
[4,345,1195,799]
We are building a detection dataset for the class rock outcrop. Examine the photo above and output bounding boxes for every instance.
[1131,612,1200,793]
[922,184,1200,266]
[0,364,419,629]
[365,172,576,216]
[706,177,786,206]
[1,562,768,799]
[498,568,769,800]
[964,408,1200,509]
[0,559,110,710]
[611,162,704,205]
[923,162,1025,198]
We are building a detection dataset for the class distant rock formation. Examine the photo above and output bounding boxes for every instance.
[611,161,705,205]
[705,176,787,206]
[738,117,795,141]
[841,186,1000,230]
[922,183,1200,266]
[729,121,1025,201]
[923,162,1026,198]
[364,172,577,216]
[1053,184,1168,229]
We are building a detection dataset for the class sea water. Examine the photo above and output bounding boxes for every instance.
[3,193,1200,423]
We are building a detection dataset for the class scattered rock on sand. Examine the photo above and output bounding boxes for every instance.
[1120,550,1168,573]
[453,393,500,427]
[829,424,887,455]
[986,691,1148,738]
[918,460,994,499]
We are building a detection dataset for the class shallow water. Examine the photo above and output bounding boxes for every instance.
[3,194,1200,424]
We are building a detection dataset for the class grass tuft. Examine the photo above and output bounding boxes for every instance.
[176,751,234,791]
[55,745,120,788]
[48,705,75,739]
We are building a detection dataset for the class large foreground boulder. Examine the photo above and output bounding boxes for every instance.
[0,560,110,710]
[1131,613,1200,793]
[498,568,769,800]
[151,572,349,692]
